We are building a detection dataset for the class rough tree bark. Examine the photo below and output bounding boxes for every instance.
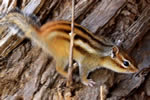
[0,0,150,100]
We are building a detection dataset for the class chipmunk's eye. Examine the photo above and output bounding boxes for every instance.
[123,61,129,67]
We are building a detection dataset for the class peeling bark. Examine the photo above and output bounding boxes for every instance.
[0,0,150,100]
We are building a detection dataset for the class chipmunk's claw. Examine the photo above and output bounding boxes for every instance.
[82,79,96,87]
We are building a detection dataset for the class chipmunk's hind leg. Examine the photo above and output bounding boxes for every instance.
[55,58,68,78]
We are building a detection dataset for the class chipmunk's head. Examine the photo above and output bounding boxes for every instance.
[103,46,138,73]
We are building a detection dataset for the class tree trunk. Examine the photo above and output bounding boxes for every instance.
[0,0,150,100]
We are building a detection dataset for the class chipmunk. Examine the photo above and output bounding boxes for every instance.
[1,12,138,86]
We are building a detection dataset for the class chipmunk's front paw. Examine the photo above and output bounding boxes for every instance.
[82,79,96,87]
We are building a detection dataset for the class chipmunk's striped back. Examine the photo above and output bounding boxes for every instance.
[37,21,138,87]
[1,11,138,87]
[40,21,114,57]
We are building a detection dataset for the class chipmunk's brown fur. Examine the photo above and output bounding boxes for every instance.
[1,12,138,86]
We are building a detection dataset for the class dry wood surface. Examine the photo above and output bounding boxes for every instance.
[0,0,150,100]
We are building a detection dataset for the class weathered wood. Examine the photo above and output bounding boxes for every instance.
[54,0,97,21]
[81,0,126,33]
[0,0,17,18]
[0,0,150,100]
[0,24,24,58]
[114,6,150,52]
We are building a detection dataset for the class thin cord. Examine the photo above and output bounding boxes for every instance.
[67,0,76,86]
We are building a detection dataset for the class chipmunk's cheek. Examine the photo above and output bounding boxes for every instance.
[125,70,131,73]
[121,69,129,73]
[124,68,133,73]
[132,67,139,73]
[127,68,138,73]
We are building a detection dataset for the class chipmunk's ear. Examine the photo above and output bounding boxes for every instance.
[111,46,119,58]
